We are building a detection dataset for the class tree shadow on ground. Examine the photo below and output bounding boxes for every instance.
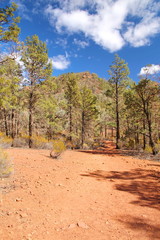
[81,168,160,210]
[79,141,122,156]
[147,163,160,167]
[116,215,160,240]
[79,141,160,160]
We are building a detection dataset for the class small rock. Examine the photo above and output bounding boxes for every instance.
[6,211,12,216]
[77,221,89,229]
[109,179,114,182]
[141,214,147,218]
[19,212,28,218]
[56,183,63,187]
[68,223,76,229]
[16,198,22,202]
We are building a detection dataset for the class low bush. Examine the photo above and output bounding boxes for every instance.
[144,144,153,154]
[0,148,13,178]
[31,135,52,149]
[12,137,28,148]
[0,132,12,148]
[13,135,53,149]
[50,140,66,159]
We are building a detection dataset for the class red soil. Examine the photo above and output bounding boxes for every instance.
[0,142,160,240]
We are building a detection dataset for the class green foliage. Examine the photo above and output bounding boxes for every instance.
[108,54,130,149]
[21,35,52,83]
[65,73,80,107]
[144,145,153,154]
[0,57,22,109]
[50,140,66,158]
[21,35,52,148]
[80,86,98,148]
[108,54,130,86]
[80,86,98,121]
[31,135,52,149]
[64,73,81,142]
[0,148,13,178]
[0,132,12,148]
[0,2,20,43]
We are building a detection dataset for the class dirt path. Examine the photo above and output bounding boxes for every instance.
[0,143,160,240]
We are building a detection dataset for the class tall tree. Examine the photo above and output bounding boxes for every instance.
[80,86,98,148]
[124,87,145,149]
[108,54,130,149]
[21,35,52,148]
[64,73,80,143]
[0,57,22,138]
[135,78,159,155]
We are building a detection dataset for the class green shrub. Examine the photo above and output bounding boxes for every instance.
[31,135,52,149]
[50,140,66,159]
[155,140,160,153]
[145,144,152,153]
[0,132,12,148]
[0,148,13,178]
[13,135,53,149]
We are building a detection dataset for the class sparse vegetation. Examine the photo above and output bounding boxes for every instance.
[0,148,13,178]
[50,140,66,159]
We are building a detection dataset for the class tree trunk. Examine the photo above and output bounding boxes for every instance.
[115,82,120,149]
[11,109,15,147]
[144,105,157,155]
[105,126,107,139]
[69,105,72,143]
[29,92,33,148]
[143,118,146,150]
[11,109,15,139]
[3,108,9,136]
[16,111,20,137]
[81,111,85,149]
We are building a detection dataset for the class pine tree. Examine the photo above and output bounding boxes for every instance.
[0,57,22,138]
[64,73,80,143]
[80,86,98,148]
[108,54,130,149]
[135,78,159,155]
[0,2,20,43]
[21,35,52,148]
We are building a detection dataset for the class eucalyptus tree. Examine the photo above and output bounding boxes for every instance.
[108,54,130,149]
[21,35,52,148]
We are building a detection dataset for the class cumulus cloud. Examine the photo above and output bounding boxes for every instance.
[139,64,160,76]
[73,38,89,49]
[44,0,160,52]
[50,54,70,70]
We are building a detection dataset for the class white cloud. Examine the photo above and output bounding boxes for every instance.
[55,38,68,48]
[50,54,70,70]
[44,0,160,52]
[139,64,160,76]
[15,55,25,69]
[73,38,89,48]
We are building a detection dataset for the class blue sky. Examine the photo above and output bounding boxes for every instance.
[2,0,160,82]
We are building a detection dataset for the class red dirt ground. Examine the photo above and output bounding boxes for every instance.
[0,142,160,240]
